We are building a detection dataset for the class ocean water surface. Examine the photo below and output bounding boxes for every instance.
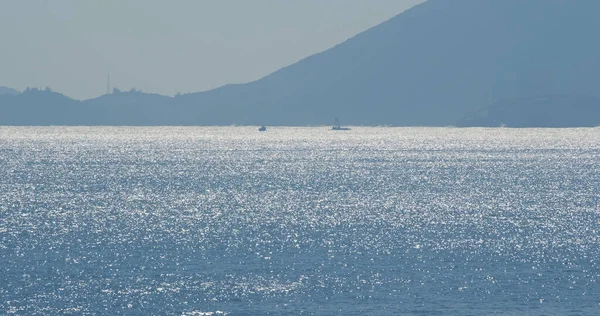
[1,126,599,315]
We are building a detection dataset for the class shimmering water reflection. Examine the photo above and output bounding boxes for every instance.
[1,127,600,315]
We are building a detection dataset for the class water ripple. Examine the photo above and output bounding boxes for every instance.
[1,127,599,315]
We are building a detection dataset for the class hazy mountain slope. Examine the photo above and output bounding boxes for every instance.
[82,90,176,125]
[2,0,600,126]
[0,89,185,125]
[179,0,600,126]
[0,86,19,95]
[458,94,600,127]
[0,88,80,125]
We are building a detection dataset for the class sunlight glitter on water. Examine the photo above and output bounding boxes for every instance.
[1,127,600,315]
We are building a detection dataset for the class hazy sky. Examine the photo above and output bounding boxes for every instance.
[1,0,424,99]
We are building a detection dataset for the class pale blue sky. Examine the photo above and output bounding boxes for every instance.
[0,0,423,99]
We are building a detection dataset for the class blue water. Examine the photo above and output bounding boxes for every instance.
[1,127,600,315]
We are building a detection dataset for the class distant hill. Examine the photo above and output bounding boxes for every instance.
[0,86,19,96]
[82,89,177,125]
[0,88,180,125]
[2,0,600,126]
[458,95,600,127]
[0,88,79,125]
[176,0,600,126]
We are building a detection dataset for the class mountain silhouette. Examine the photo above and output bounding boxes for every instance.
[2,0,600,126]
[0,86,19,96]
[82,89,176,125]
[0,88,82,125]
[458,94,600,127]
[175,0,600,126]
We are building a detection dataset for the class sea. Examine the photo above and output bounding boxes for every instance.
[1,126,599,315]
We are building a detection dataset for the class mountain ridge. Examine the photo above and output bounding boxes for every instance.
[0,86,20,96]
[176,0,600,126]
[2,0,600,126]
[458,94,600,128]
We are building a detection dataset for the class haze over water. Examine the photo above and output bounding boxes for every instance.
[1,127,600,315]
